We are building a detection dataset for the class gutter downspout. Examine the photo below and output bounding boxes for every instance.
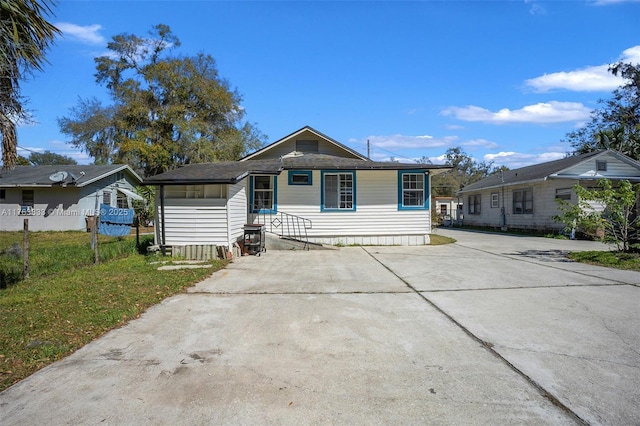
[500,170,507,231]
[160,185,166,255]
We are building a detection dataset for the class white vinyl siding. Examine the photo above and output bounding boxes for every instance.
[561,152,640,178]
[158,183,244,247]
[259,170,431,244]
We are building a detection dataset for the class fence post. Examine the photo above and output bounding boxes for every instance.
[23,219,29,279]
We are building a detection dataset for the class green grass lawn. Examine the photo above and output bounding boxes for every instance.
[568,250,640,270]
[0,231,226,391]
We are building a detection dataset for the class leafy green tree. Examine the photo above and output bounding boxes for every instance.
[132,185,155,227]
[430,147,502,196]
[27,150,77,165]
[0,0,60,170]
[564,62,640,159]
[59,24,266,176]
[554,179,639,252]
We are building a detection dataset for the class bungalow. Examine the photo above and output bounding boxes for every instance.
[456,150,640,232]
[143,126,451,255]
[0,165,143,231]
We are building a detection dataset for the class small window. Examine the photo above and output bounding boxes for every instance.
[491,192,499,208]
[468,195,481,215]
[513,188,533,214]
[0,189,5,199]
[288,171,312,186]
[440,205,447,215]
[596,160,607,172]
[20,190,34,215]
[103,191,112,205]
[555,188,572,201]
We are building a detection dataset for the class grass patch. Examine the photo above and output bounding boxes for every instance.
[568,250,640,271]
[429,234,456,245]
[0,232,226,391]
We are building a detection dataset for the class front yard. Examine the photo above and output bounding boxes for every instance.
[0,231,226,391]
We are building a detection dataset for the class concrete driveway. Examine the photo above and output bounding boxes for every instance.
[1,229,638,425]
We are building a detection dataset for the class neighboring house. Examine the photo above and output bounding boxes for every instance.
[456,150,640,232]
[143,126,451,254]
[433,196,463,225]
[0,165,143,231]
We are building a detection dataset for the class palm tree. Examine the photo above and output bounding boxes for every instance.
[0,0,59,170]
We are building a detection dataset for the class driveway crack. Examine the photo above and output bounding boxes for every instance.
[361,246,589,426]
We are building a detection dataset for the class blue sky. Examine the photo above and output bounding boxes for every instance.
[15,0,640,170]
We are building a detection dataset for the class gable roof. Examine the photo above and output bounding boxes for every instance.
[458,150,640,193]
[241,125,369,161]
[0,165,142,188]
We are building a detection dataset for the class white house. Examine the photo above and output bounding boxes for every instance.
[0,165,143,231]
[456,150,640,232]
[143,126,451,255]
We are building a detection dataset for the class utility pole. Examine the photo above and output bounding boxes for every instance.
[367,140,370,159]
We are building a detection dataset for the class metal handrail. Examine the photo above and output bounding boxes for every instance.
[253,208,312,250]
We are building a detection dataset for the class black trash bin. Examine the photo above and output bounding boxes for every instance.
[243,224,266,256]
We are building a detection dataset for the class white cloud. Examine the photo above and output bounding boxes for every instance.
[367,134,457,150]
[461,139,499,149]
[483,151,566,168]
[442,101,591,124]
[590,0,640,5]
[56,22,106,45]
[525,45,640,92]
[525,0,547,15]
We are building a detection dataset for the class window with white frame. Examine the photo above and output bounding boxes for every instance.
[468,194,481,214]
[398,171,426,209]
[322,171,354,211]
[251,175,276,213]
[116,191,129,208]
[20,190,34,215]
[513,188,533,214]
[491,192,499,208]
[555,188,572,201]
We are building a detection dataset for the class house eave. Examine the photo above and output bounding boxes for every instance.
[457,177,548,194]
[549,173,640,182]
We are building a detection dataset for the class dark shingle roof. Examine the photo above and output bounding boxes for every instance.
[458,150,620,193]
[143,155,451,185]
[282,153,448,171]
[142,160,282,185]
[0,165,141,187]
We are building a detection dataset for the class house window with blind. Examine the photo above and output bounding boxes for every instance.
[513,188,533,214]
[250,175,277,213]
[468,195,481,215]
[322,171,355,211]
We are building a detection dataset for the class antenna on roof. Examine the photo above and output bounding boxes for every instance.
[48,171,68,183]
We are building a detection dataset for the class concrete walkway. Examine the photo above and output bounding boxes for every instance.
[1,229,638,425]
